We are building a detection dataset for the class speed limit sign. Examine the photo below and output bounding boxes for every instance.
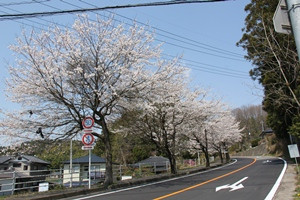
[82,116,94,129]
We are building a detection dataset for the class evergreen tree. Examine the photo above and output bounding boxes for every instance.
[237,0,300,140]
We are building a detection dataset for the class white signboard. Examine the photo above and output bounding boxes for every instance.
[273,0,291,34]
[38,182,49,192]
[288,144,300,158]
[82,145,94,150]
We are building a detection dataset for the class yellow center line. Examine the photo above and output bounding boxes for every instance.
[153,158,257,200]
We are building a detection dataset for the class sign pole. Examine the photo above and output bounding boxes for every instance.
[89,149,91,189]
[82,116,95,189]
[70,138,73,188]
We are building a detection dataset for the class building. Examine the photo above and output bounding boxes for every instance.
[62,154,106,186]
[134,156,170,173]
[259,128,274,138]
[0,155,50,195]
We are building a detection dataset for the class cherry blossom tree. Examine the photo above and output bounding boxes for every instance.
[209,110,243,163]
[119,69,204,174]
[183,100,219,167]
[0,15,185,186]
[184,101,242,166]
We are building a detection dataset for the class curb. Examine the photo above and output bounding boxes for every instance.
[6,163,225,200]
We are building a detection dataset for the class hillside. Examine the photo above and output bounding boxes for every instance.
[233,143,269,157]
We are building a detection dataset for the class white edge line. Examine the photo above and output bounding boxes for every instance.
[264,157,287,200]
[72,159,238,200]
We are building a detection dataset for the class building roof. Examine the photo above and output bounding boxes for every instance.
[0,156,12,164]
[21,155,50,165]
[63,154,106,164]
[260,128,274,137]
[0,155,49,165]
[135,156,169,167]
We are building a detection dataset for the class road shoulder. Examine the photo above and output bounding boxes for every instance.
[273,163,297,200]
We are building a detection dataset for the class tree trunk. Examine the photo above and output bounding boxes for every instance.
[223,143,230,163]
[101,118,113,188]
[201,146,210,167]
[165,147,177,174]
[225,152,230,163]
[218,149,223,164]
[169,155,177,174]
[203,129,210,167]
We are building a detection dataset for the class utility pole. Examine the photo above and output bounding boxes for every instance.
[273,0,300,60]
[286,0,300,60]
[273,0,300,170]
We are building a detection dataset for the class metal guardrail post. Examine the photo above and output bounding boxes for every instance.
[59,168,62,186]
[70,166,73,188]
[12,171,15,195]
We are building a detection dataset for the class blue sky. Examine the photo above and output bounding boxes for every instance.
[0,0,262,115]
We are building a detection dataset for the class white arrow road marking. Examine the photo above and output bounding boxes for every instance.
[216,177,248,192]
[263,160,272,164]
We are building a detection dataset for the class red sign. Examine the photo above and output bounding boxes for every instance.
[82,116,94,129]
[82,133,95,146]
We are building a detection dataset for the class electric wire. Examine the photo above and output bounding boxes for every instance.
[0,0,49,7]
[162,53,247,75]
[74,0,245,59]
[157,38,245,62]
[2,0,244,61]
[0,0,229,21]
[0,0,249,79]
[60,0,245,61]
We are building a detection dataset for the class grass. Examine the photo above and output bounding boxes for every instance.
[294,166,300,199]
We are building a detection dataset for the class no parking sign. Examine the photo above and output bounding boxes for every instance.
[82,133,95,146]
[81,116,95,147]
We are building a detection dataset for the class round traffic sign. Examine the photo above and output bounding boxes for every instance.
[82,133,95,146]
[82,116,94,129]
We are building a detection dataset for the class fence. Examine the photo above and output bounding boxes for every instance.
[0,167,105,196]
[112,158,210,180]
[113,161,170,181]
[0,158,210,197]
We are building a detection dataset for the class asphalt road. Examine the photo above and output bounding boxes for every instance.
[63,157,286,200]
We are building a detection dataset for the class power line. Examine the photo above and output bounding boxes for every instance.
[61,0,245,61]
[162,54,249,79]
[0,5,56,29]
[2,0,243,61]
[0,0,249,79]
[157,39,245,61]
[78,0,244,58]
[14,0,244,62]
[163,53,247,74]
[0,14,248,79]
[0,0,49,7]
[188,66,248,79]
[103,11,244,58]
[0,0,228,21]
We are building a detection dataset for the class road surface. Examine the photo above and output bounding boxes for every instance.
[62,157,286,200]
